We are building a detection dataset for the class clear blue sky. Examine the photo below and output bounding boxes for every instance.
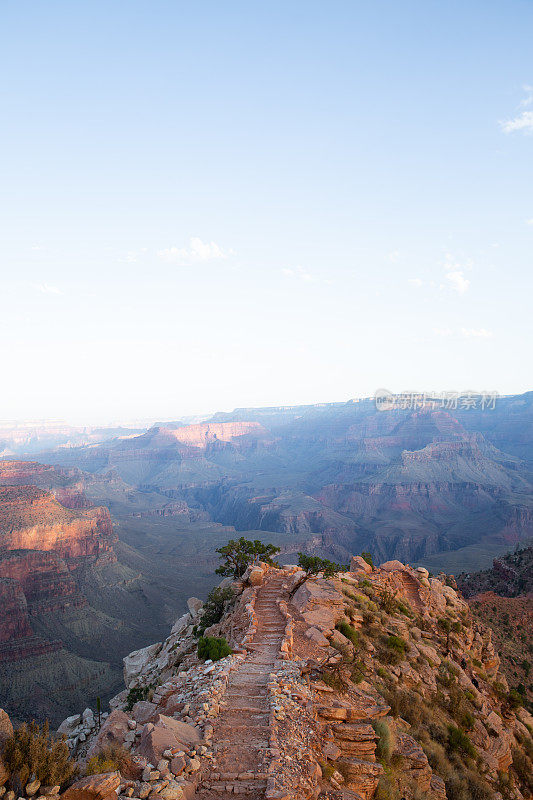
[1,1,532,423]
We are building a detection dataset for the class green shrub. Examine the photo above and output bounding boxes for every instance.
[336,620,360,648]
[447,725,476,758]
[197,635,232,661]
[361,552,375,569]
[386,635,407,655]
[125,685,150,711]
[512,747,533,792]
[379,589,398,615]
[507,688,524,709]
[373,720,393,763]
[216,537,280,578]
[382,688,424,725]
[374,774,397,800]
[298,552,345,578]
[422,739,450,777]
[198,586,235,632]
[397,601,412,617]
[2,721,76,789]
[86,744,131,776]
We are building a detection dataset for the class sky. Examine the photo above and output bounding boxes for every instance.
[1,0,532,424]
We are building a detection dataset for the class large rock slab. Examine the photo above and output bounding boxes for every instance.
[86,710,130,760]
[137,715,201,764]
[61,772,120,800]
[380,560,407,572]
[123,642,162,687]
[350,556,372,574]
[292,578,345,634]
[131,701,158,725]
[0,708,13,745]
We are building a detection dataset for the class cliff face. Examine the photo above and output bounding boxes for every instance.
[457,545,533,706]
[66,558,533,800]
[0,577,32,642]
[0,485,116,563]
[0,475,124,724]
[161,421,273,449]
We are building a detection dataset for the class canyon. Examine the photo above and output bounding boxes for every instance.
[35,393,533,571]
[1,393,532,726]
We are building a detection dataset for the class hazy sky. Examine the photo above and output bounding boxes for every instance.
[1,1,532,424]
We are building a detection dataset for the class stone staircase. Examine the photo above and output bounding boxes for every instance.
[395,571,423,611]
[196,575,287,798]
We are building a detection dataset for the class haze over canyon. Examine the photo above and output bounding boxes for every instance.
[0,392,531,724]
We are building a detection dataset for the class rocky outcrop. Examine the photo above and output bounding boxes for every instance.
[58,558,532,800]
[61,772,121,800]
[0,486,116,563]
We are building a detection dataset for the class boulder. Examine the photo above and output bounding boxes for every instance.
[57,714,81,736]
[159,781,184,800]
[350,556,372,575]
[247,567,264,586]
[0,709,13,743]
[123,642,161,687]
[305,627,330,647]
[380,560,406,572]
[131,701,158,725]
[292,579,345,634]
[137,715,200,764]
[170,613,191,637]
[186,598,202,616]
[85,710,130,760]
[170,756,186,776]
[60,773,120,800]
[329,630,355,658]
[82,708,95,728]
[26,780,41,797]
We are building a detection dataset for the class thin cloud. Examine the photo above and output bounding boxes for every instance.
[445,270,470,294]
[31,283,62,295]
[119,251,138,263]
[433,327,493,339]
[526,218,533,226]
[408,278,423,287]
[157,237,230,265]
[461,328,493,339]
[501,87,533,134]
[281,266,323,283]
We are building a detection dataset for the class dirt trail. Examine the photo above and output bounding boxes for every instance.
[196,573,287,799]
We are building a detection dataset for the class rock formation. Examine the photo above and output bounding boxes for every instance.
[59,558,533,800]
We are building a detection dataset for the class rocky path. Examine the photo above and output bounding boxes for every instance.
[396,571,423,611]
[196,573,287,799]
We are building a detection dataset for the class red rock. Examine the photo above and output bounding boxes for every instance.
[132,701,158,725]
[170,756,186,775]
[137,715,200,764]
[60,772,120,800]
[0,485,116,561]
[350,556,372,574]
[86,710,130,759]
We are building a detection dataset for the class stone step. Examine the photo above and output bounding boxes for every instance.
[198,779,268,794]
[203,772,268,781]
